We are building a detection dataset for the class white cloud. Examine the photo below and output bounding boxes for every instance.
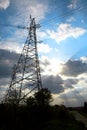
[67,0,79,9]
[47,23,86,43]
[80,56,87,63]
[10,0,48,25]
[0,40,23,53]
[38,43,52,53]
[40,56,63,76]
[0,0,10,9]
[66,17,75,22]
[28,3,48,22]
[37,30,47,39]
[0,31,50,54]
[14,29,27,40]
[40,56,50,65]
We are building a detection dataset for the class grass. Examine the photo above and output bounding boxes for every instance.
[79,111,87,118]
[41,119,85,130]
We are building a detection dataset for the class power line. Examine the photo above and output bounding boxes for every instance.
[40,5,87,27]
[0,2,87,30]
[0,23,29,29]
[0,1,87,48]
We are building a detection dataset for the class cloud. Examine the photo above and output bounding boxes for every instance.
[40,56,50,66]
[13,29,27,42]
[80,56,87,63]
[47,23,86,43]
[64,78,78,89]
[53,80,87,107]
[0,49,19,78]
[0,77,10,100]
[9,0,49,25]
[37,30,47,39]
[40,56,51,73]
[67,0,79,9]
[28,2,48,22]
[36,30,52,53]
[0,40,23,53]
[0,0,10,9]
[58,89,84,107]
[40,56,63,76]
[38,43,52,53]
[0,49,86,105]
[61,59,87,76]
[42,75,64,94]
[66,17,75,22]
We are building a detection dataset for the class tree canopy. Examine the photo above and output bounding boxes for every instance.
[26,88,52,106]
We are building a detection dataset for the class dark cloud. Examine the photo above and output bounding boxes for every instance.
[0,49,20,78]
[61,59,87,76]
[19,75,79,96]
[21,75,64,95]
[42,75,64,94]
[64,78,78,89]
[0,48,20,98]
[0,78,9,86]
[0,49,84,104]
[0,78,9,99]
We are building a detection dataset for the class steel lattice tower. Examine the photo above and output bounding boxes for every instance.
[5,16,42,103]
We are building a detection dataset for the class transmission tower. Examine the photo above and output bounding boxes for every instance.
[5,16,42,104]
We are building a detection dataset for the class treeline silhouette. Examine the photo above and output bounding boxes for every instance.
[0,88,86,130]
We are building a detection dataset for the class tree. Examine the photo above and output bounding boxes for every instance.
[34,88,52,106]
[26,96,36,107]
[4,89,19,105]
[84,101,87,110]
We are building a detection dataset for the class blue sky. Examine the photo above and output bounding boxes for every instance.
[0,0,87,106]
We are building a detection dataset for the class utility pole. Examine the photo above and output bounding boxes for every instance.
[5,16,42,104]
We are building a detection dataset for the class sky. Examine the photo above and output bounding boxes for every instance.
[0,0,87,107]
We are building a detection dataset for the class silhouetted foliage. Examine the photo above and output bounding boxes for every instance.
[84,101,87,110]
[0,88,86,130]
[26,96,37,107]
[4,89,20,105]
[34,88,52,106]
